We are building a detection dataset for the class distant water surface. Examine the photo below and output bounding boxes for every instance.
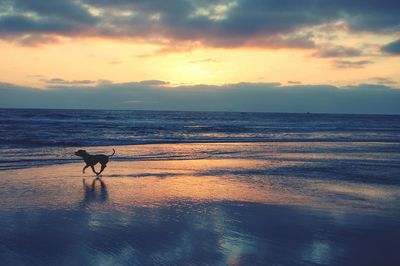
[1,108,400,170]
[1,108,400,148]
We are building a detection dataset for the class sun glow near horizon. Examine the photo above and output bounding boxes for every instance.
[1,34,399,89]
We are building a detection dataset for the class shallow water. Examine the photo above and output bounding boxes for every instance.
[0,143,399,265]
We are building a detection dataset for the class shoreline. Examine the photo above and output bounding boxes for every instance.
[2,141,400,172]
[1,143,400,264]
[1,155,399,214]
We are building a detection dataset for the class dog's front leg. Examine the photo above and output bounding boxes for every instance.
[83,165,89,173]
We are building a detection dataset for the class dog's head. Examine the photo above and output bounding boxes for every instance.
[75,149,87,157]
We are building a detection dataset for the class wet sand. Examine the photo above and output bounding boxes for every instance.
[0,144,400,265]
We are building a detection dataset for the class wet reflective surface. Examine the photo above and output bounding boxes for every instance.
[1,143,400,265]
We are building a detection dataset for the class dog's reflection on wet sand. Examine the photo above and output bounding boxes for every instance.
[82,177,108,204]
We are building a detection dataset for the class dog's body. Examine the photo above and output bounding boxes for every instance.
[75,149,115,175]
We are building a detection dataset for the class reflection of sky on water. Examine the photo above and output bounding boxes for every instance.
[1,144,400,265]
[302,240,332,265]
[4,197,399,265]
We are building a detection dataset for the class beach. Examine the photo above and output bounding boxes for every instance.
[1,109,400,265]
[1,141,400,265]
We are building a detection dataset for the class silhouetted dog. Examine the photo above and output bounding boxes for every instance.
[75,149,115,175]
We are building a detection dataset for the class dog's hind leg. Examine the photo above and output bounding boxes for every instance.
[97,164,107,175]
[83,165,89,173]
[90,165,99,175]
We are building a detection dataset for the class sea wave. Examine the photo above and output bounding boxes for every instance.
[1,108,400,149]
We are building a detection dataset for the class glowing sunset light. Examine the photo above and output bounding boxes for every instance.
[0,0,399,113]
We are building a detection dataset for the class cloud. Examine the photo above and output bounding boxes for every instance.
[14,0,97,24]
[1,80,400,114]
[135,80,170,86]
[381,39,400,55]
[39,78,169,88]
[0,0,399,49]
[314,45,362,58]
[369,77,397,85]
[40,78,96,86]
[334,60,374,69]
[287,81,302,85]
[2,33,62,46]
[187,58,219,64]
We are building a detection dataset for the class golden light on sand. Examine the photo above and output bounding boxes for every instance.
[0,158,304,210]
[2,154,399,213]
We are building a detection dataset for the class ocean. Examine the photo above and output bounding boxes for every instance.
[1,108,400,170]
[1,108,400,265]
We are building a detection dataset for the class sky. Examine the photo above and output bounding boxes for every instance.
[0,0,399,113]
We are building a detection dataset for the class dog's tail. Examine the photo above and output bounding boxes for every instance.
[109,149,115,157]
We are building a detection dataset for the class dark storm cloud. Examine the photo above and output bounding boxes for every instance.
[382,39,400,55]
[1,81,400,114]
[0,0,399,48]
[13,0,97,24]
[0,15,76,34]
[0,0,97,36]
[334,60,374,69]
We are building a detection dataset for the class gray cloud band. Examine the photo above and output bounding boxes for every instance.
[1,81,400,114]
[0,0,399,49]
